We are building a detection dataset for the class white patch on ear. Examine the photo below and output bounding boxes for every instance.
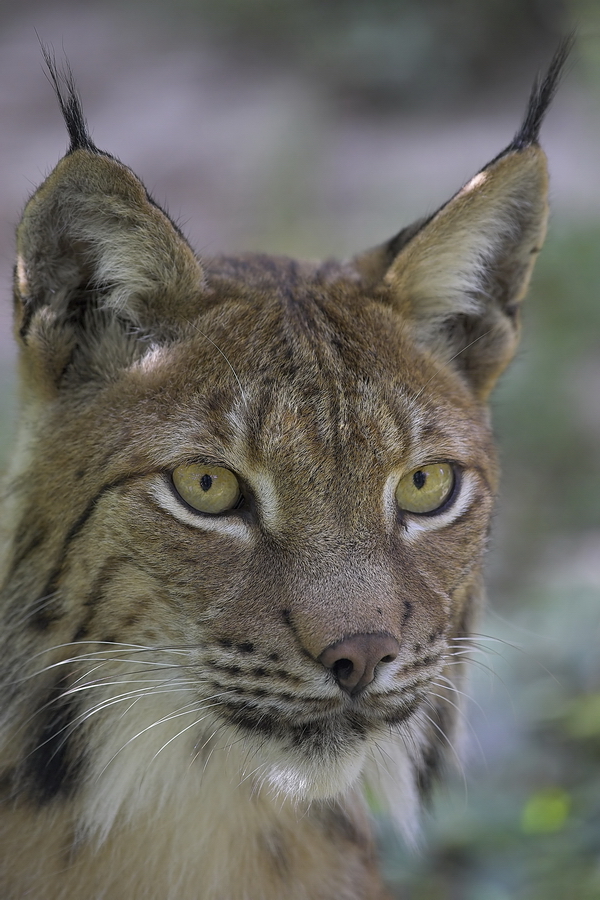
[150,477,253,542]
[16,254,28,295]
[133,344,170,373]
[463,171,487,193]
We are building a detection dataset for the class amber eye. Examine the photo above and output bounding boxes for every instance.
[172,464,242,515]
[395,463,455,515]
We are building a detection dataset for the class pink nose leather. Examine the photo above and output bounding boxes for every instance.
[318,632,400,695]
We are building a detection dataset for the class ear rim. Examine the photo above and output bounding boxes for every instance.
[383,145,549,399]
[355,35,570,287]
[385,144,549,300]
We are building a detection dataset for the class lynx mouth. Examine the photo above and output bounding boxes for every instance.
[213,709,374,801]
[218,691,421,754]
[219,699,423,802]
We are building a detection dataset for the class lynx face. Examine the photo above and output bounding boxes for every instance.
[0,47,567,900]
[92,259,498,802]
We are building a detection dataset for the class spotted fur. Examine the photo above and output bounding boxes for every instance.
[0,43,568,899]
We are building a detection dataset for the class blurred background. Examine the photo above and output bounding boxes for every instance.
[0,1,599,897]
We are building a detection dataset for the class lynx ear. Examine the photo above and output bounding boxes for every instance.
[384,145,549,398]
[358,41,569,399]
[16,149,203,332]
[14,60,203,391]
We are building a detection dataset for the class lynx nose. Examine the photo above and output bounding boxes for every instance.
[318,632,400,696]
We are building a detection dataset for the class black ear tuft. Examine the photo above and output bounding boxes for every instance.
[507,35,574,153]
[40,44,98,155]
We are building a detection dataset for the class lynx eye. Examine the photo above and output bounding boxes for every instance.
[395,463,455,515]
[172,464,242,515]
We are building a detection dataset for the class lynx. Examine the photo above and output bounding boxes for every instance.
[0,45,568,899]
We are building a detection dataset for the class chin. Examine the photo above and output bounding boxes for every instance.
[243,730,371,803]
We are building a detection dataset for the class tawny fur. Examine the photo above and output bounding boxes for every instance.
[0,45,568,900]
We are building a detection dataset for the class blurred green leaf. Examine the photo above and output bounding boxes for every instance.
[521,788,571,834]
[563,693,600,739]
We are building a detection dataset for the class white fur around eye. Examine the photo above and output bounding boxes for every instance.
[383,469,477,540]
[150,477,253,542]
[400,471,477,541]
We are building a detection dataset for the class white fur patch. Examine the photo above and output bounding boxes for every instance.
[250,470,280,531]
[363,729,421,845]
[388,469,478,542]
[150,477,253,542]
[135,344,170,373]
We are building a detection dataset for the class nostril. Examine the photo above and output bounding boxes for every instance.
[331,658,354,683]
[318,632,400,695]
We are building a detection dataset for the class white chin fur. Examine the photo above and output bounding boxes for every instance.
[259,742,369,802]
[261,730,422,845]
[80,696,372,844]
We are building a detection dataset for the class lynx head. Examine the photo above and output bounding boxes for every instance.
[2,45,567,842]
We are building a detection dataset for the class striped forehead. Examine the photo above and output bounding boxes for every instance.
[230,377,422,473]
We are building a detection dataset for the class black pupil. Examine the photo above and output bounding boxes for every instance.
[413,470,427,490]
[200,474,213,492]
